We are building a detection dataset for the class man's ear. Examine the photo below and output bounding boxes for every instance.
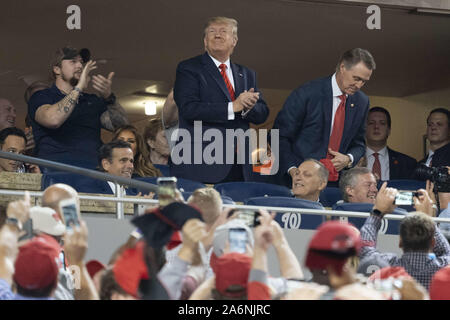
[102,158,111,172]
[318,180,327,192]
[53,65,61,77]
[147,139,155,149]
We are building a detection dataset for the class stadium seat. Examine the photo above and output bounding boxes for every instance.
[153,164,170,176]
[135,177,205,193]
[214,182,292,203]
[181,192,235,204]
[244,196,325,230]
[331,202,407,235]
[319,187,342,207]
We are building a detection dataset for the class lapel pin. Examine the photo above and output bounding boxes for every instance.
[239,73,243,77]
[350,103,354,107]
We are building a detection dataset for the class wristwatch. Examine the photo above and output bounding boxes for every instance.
[371,208,382,216]
[104,93,116,105]
[5,217,23,232]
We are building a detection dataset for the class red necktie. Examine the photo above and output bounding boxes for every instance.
[219,64,235,101]
[327,95,346,159]
[372,152,381,180]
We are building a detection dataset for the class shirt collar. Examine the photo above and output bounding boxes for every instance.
[331,73,346,98]
[208,54,231,71]
[366,146,388,157]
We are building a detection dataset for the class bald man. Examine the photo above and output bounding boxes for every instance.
[0,98,16,131]
[42,183,80,223]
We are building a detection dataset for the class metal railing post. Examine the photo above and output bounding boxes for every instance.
[115,183,124,219]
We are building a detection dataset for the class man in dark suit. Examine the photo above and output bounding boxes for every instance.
[272,48,376,187]
[88,140,138,196]
[172,16,269,184]
[418,108,450,169]
[364,106,417,180]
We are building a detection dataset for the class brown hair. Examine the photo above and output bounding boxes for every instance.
[112,125,161,177]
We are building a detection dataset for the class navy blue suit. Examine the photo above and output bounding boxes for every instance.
[387,147,417,180]
[171,53,269,183]
[79,179,138,196]
[272,76,369,185]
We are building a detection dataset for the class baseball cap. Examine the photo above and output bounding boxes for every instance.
[53,47,91,66]
[13,236,60,291]
[305,220,361,275]
[131,202,203,248]
[368,266,412,282]
[112,241,149,298]
[86,260,106,279]
[214,252,252,298]
[430,266,450,300]
[30,206,66,236]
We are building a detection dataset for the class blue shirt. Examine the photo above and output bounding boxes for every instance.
[28,84,108,169]
[0,279,53,300]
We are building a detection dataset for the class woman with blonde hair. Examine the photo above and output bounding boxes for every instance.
[112,125,161,177]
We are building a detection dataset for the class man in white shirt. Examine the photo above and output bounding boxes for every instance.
[365,106,417,181]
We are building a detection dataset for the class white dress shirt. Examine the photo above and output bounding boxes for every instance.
[425,150,434,167]
[287,74,353,174]
[107,181,127,196]
[208,54,235,120]
[366,146,390,181]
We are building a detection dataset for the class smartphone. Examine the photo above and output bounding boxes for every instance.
[18,218,34,242]
[237,210,261,228]
[229,228,248,254]
[59,198,80,231]
[157,177,177,207]
[394,191,420,206]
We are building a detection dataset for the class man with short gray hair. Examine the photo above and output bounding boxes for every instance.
[339,167,378,204]
[273,48,375,187]
[292,159,328,202]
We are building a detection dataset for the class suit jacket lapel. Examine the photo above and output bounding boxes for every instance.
[387,147,398,178]
[231,62,244,96]
[323,77,333,141]
[201,53,232,101]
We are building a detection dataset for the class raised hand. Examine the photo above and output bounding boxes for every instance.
[92,71,114,99]
[76,60,97,91]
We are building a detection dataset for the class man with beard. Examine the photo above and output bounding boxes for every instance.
[273,48,375,187]
[28,47,128,170]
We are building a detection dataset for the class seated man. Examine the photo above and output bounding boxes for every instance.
[291,159,328,203]
[0,127,40,173]
[339,167,378,204]
[365,106,417,180]
[359,182,450,290]
[418,108,450,169]
[95,140,137,195]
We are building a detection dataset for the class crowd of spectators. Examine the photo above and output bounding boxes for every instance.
[0,15,449,301]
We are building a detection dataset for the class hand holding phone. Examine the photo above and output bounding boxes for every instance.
[59,198,80,231]
[229,228,248,254]
[394,191,420,206]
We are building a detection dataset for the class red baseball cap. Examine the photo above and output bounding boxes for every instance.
[86,260,106,279]
[430,266,450,300]
[214,252,252,298]
[368,266,412,282]
[113,241,149,298]
[13,236,60,290]
[305,221,361,275]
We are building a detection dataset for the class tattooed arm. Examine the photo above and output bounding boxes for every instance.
[34,89,81,129]
[100,100,129,131]
[34,60,97,129]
